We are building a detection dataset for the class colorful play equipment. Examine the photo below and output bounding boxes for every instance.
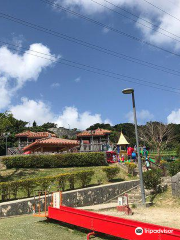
[117,194,132,215]
[34,191,180,240]
[117,132,129,154]
[106,151,118,163]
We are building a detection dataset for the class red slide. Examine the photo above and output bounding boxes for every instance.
[48,206,180,240]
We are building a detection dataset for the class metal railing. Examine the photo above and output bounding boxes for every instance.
[79,143,113,152]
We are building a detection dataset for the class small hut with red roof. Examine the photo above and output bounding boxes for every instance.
[23,137,79,153]
[77,128,111,152]
[15,131,56,148]
[15,130,79,153]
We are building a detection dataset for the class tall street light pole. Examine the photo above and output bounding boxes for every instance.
[122,88,146,205]
[3,132,10,156]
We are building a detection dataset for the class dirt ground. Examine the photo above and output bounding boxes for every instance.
[97,187,180,229]
[98,207,180,229]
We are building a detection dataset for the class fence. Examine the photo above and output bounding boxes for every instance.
[79,143,114,152]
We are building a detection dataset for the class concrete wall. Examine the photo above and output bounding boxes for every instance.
[0,179,139,218]
[172,172,180,197]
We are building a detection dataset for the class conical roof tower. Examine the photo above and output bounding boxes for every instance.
[117,132,129,145]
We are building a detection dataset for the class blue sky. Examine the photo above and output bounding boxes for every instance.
[1,0,180,129]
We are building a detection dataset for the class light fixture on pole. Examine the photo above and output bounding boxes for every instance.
[3,132,10,156]
[122,88,146,205]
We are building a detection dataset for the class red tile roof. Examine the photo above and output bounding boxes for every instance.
[23,137,79,152]
[16,131,56,138]
[77,128,111,137]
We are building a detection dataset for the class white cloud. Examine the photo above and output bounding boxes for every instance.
[125,109,154,124]
[0,43,58,110]
[11,34,25,52]
[167,109,180,124]
[102,27,110,34]
[0,77,12,109]
[10,98,54,125]
[54,0,180,49]
[51,82,60,88]
[74,77,81,83]
[56,106,108,129]
[10,98,111,130]
[104,118,113,125]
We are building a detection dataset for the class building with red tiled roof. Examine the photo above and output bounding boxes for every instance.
[15,131,56,138]
[15,131,56,148]
[77,128,111,137]
[77,128,111,152]
[23,137,79,153]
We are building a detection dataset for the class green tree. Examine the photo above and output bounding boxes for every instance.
[139,122,175,162]
[114,123,136,146]
[0,112,27,155]
[87,123,113,131]
[32,121,37,127]
[41,122,57,129]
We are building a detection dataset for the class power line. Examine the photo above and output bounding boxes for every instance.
[39,0,180,58]
[142,0,180,23]
[90,0,180,44]
[101,0,180,40]
[1,11,180,78]
[1,40,180,94]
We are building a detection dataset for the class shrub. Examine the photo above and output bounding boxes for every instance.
[143,169,162,192]
[102,167,120,181]
[125,162,137,176]
[160,160,166,166]
[3,152,107,169]
[0,182,10,201]
[77,170,95,188]
[67,173,77,190]
[159,160,167,176]
[56,174,68,191]
[168,160,180,176]
[155,155,162,163]
[20,179,39,197]
[176,145,180,158]
[38,176,55,191]
[9,181,21,199]
[0,169,95,202]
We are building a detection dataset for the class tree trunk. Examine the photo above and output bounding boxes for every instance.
[157,147,161,163]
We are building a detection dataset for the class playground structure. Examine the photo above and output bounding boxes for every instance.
[33,191,180,240]
[106,151,118,163]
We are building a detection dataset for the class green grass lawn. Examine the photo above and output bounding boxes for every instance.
[0,164,138,201]
[149,151,177,156]
[0,164,136,184]
[0,215,119,240]
[148,186,180,208]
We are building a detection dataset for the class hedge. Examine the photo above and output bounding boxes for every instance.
[125,162,137,176]
[143,169,162,192]
[3,152,107,169]
[168,160,180,176]
[102,166,120,181]
[0,170,95,202]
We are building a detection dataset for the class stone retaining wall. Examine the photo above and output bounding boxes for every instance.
[172,172,180,197]
[0,179,139,218]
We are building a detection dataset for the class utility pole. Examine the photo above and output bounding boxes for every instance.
[122,88,146,205]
